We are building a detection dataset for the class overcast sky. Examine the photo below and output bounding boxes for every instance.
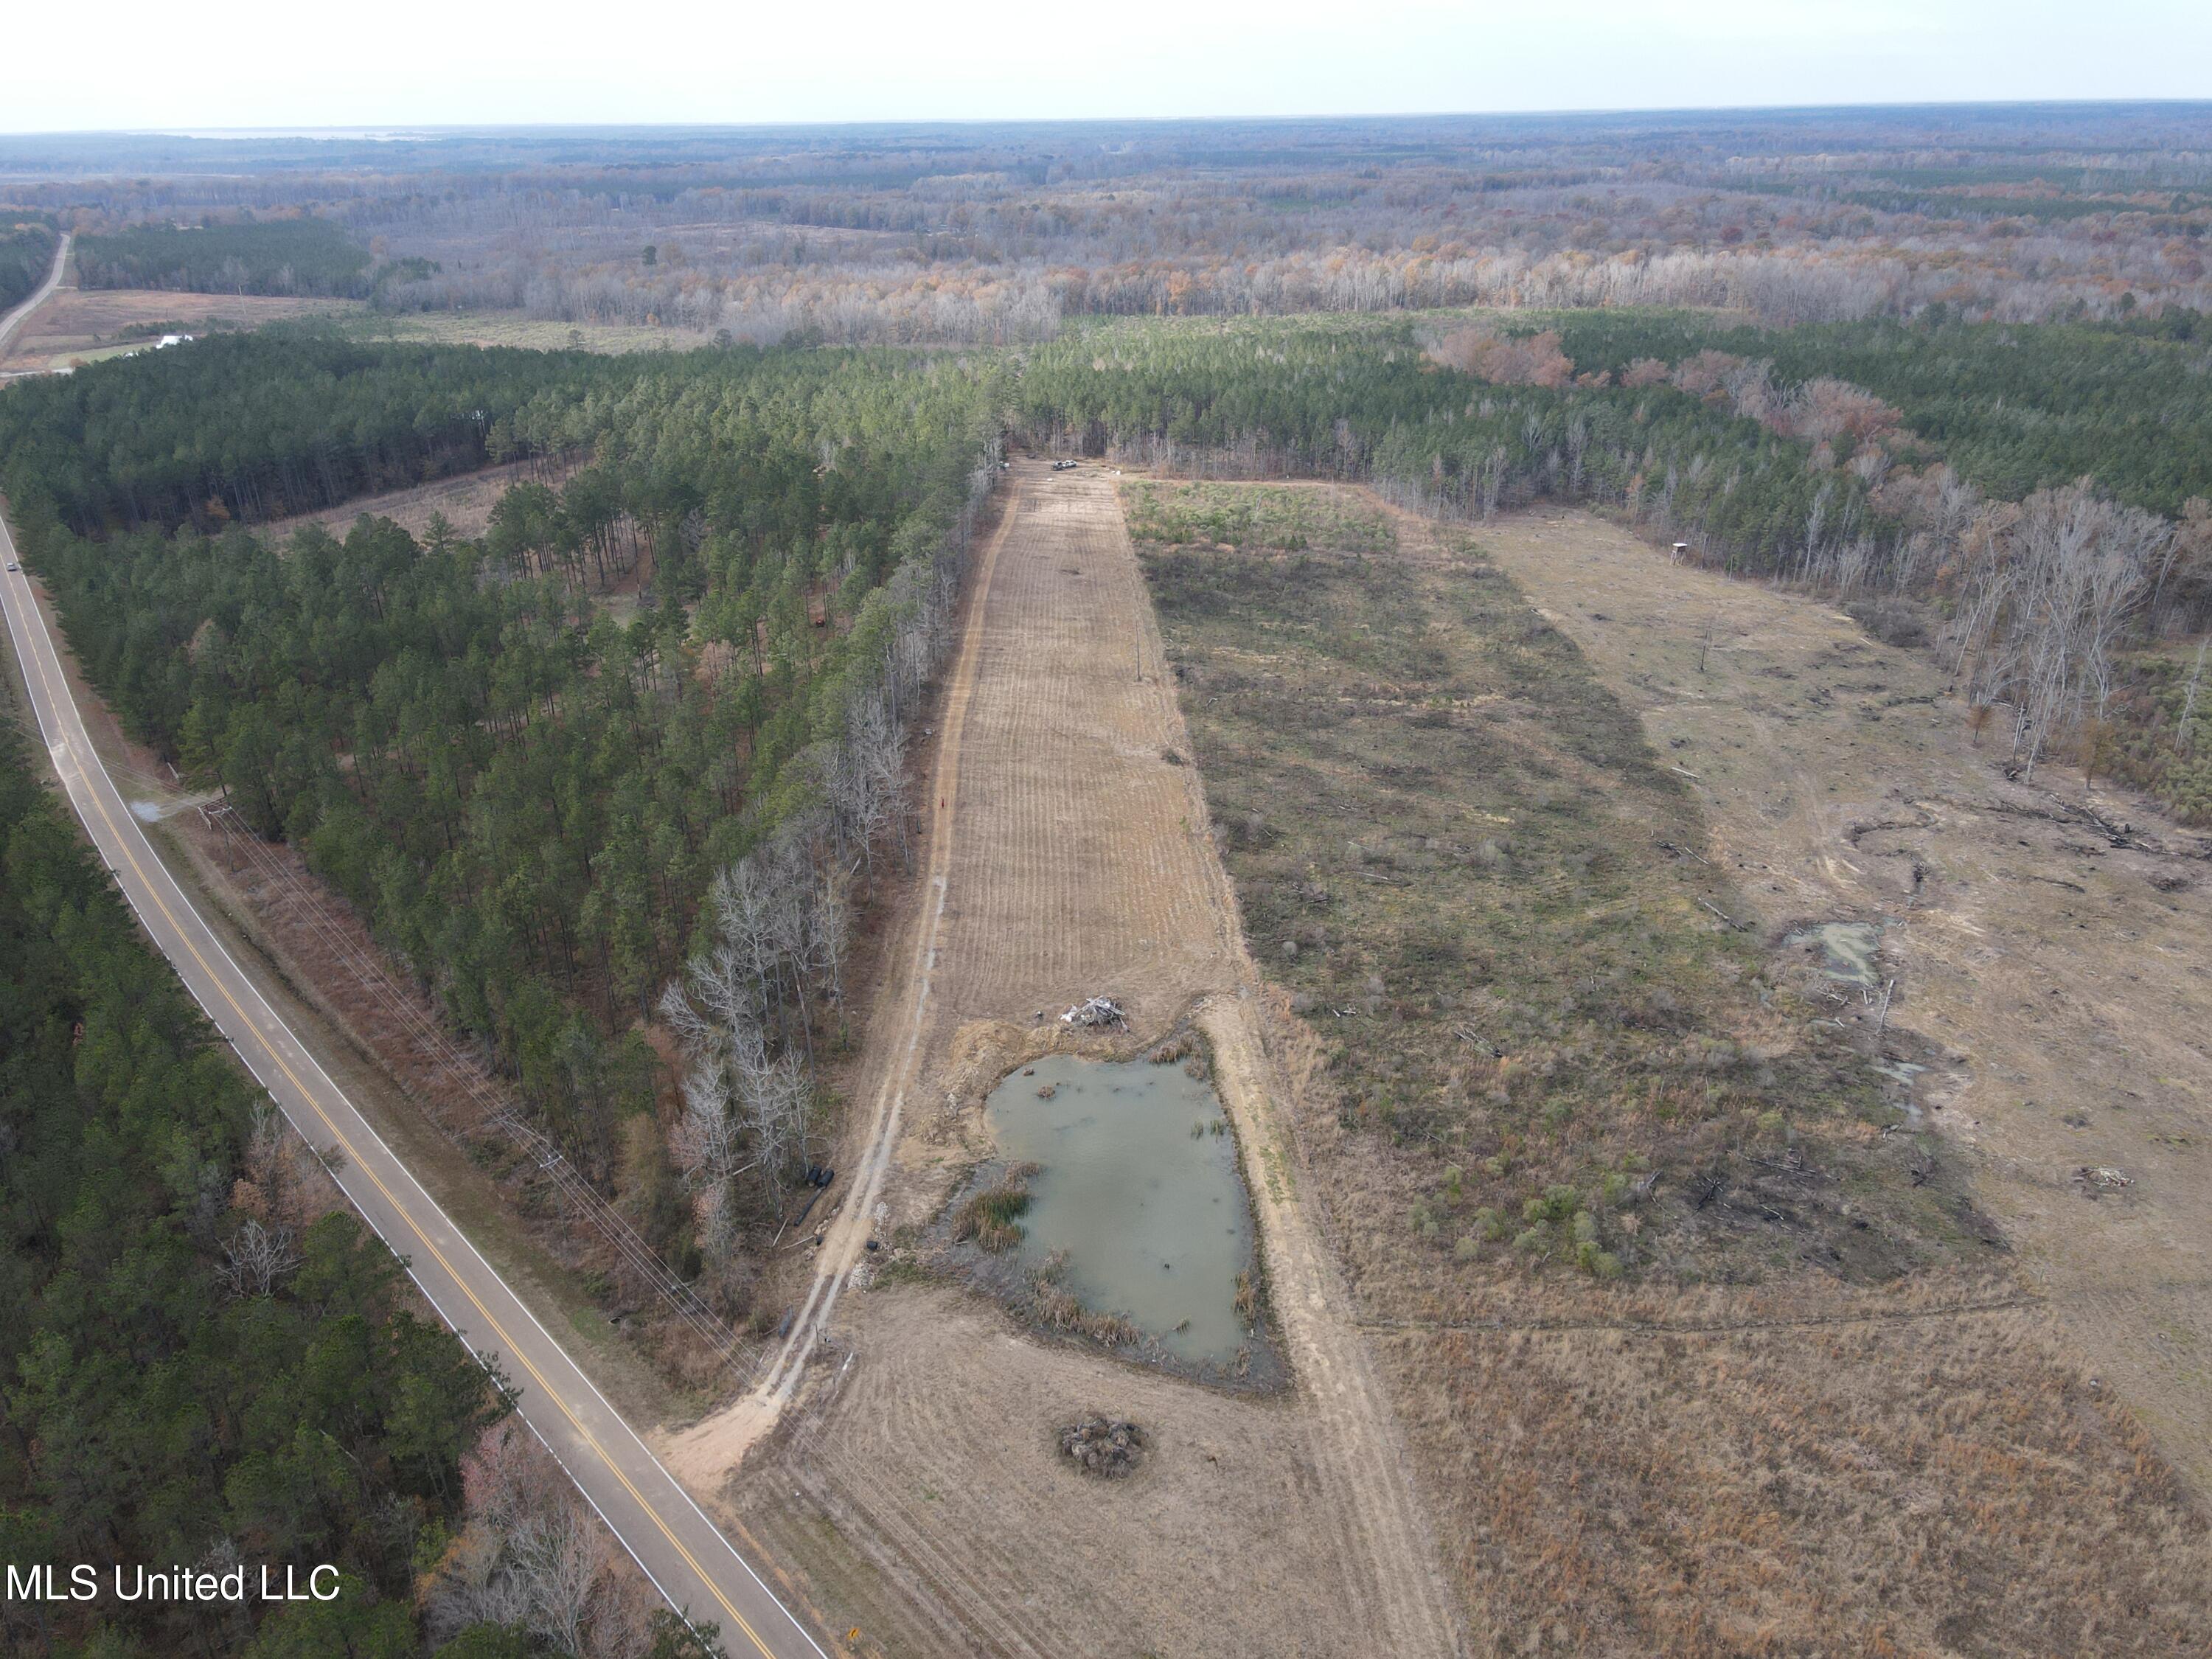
[7,0,2209,133]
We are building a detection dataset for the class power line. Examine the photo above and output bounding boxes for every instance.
[201,801,758,1373]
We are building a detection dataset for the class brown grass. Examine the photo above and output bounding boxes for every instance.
[697,463,1462,1658]
[950,1161,1039,1253]
[1140,481,2212,1655]
[0,287,360,372]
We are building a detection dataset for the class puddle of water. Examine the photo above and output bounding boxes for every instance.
[983,1053,1255,1364]
[1785,920,1882,986]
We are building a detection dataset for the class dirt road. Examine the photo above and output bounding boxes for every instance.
[1475,506,2212,1497]
[0,230,69,361]
[672,462,1467,1657]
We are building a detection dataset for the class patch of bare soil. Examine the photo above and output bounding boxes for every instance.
[732,1288,1367,1659]
[0,287,361,373]
[675,463,1467,1657]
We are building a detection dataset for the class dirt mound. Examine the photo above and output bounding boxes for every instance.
[1057,1416,1145,1478]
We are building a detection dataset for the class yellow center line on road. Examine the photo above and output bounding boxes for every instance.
[3,566,785,1659]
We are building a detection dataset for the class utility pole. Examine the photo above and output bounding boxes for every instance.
[2178,639,2208,756]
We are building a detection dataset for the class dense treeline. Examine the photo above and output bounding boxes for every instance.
[0,735,504,1657]
[0,217,59,314]
[73,217,380,299]
[1547,308,2212,517]
[1015,313,2212,819]
[3,337,1002,1311]
[1016,316,1862,577]
[0,332,636,535]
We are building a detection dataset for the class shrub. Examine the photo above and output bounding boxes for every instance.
[1576,1240,1625,1279]
[955,1163,1040,1253]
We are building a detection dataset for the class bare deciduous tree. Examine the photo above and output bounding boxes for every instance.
[218,1217,300,1298]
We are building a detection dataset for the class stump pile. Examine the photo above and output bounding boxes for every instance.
[1059,1416,1145,1478]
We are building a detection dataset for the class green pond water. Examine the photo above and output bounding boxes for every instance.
[983,1053,1256,1364]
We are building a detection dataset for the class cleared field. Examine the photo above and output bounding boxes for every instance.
[925,463,1240,1028]
[1140,483,2212,1655]
[1476,507,2212,1496]
[0,286,360,373]
[687,462,1464,1658]
[360,309,718,355]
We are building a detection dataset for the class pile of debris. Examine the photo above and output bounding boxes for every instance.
[1059,1416,1144,1478]
[2073,1165,2135,1194]
[1061,996,1127,1029]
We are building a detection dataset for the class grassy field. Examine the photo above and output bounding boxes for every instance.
[1136,480,1974,1287]
[1136,480,2212,1655]
[352,309,718,355]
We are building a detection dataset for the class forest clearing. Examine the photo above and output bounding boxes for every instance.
[1132,479,2212,1653]
[1474,503,2212,1497]
[665,461,1465,1658]
[0,284,360,375]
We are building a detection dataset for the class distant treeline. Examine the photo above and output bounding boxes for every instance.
[72,216,409,299]
[0,732,504,1656]
[1016,316,1857,568]
[0,215,59,313]
[1014,312,2212,819]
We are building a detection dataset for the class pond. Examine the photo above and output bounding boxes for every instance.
[983,1051,1257,1365]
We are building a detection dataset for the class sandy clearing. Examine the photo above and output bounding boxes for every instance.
[1470,504,2212,1498]
[669,462,1467,1657]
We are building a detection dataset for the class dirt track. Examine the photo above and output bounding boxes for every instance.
[1474,506,2212,1498]
[678,462,1467,1657]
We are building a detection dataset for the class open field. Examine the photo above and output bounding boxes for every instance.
[358,308,721,355]
[0,285,361,373]
[1137,481,2212,1655]
[1474,506,2212,1488]
[672,462,1464,1658]
[0,288,699,377]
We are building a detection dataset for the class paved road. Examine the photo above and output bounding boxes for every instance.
[1,266,825,1659]
[0,230,69,359]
